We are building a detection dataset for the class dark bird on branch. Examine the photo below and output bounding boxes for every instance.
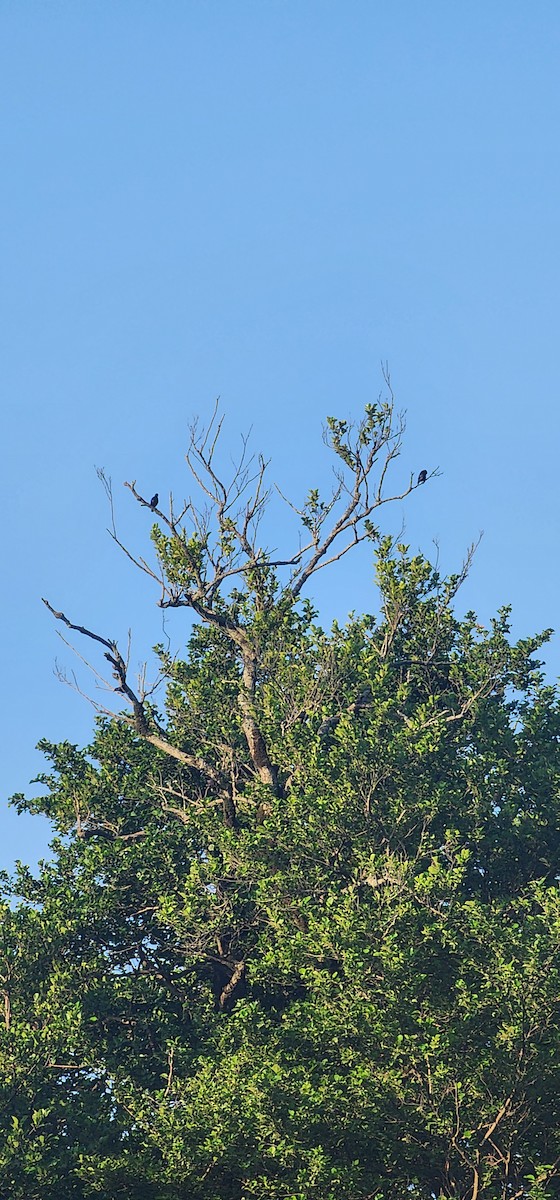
[149,493,159,509]
[417,470,427,485]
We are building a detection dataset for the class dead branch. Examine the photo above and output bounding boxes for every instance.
[41,598,236,823]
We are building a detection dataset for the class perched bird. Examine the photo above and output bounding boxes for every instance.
[417,470,427,485]
[149,493,159,509]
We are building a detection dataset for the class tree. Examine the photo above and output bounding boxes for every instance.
[3,386,560,1200]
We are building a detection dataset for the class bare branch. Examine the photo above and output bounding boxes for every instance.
[41,598,233,808]
[218,959,245,1010]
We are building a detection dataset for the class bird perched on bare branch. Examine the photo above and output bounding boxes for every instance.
[417,470,427,485]
[150,493,159,509]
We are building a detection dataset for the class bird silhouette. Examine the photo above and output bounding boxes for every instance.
[149,493,159,509]
[417,470,427,485]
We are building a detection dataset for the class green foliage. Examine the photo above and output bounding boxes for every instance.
[3,411,560,1199]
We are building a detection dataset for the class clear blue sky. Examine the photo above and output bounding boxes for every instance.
[2,1,560,871]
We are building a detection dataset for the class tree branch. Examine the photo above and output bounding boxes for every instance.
[41,598,236,824]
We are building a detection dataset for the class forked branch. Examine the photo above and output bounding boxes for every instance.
[41,598,236,824]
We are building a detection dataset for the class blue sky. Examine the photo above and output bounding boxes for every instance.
[2,1,560,871]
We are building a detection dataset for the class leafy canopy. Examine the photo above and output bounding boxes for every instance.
[3,391,560,1200]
